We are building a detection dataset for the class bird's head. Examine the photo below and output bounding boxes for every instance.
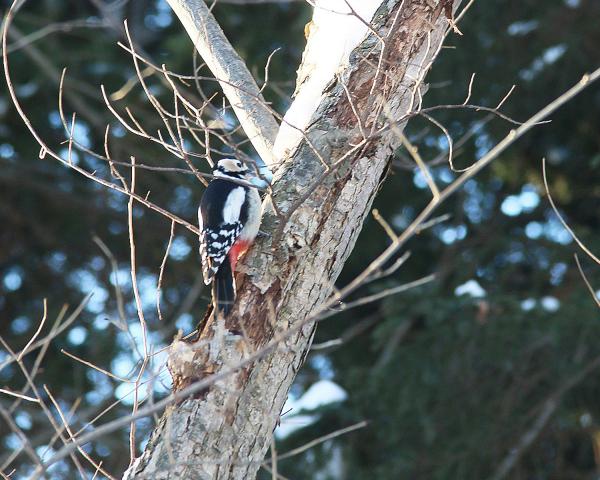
[213,158,253,180]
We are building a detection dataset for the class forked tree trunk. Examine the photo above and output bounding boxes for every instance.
[127,1,461,478]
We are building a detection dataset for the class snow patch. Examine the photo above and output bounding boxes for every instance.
[276,380,347,438]
[541,296,560,312]
[455,279,486,298]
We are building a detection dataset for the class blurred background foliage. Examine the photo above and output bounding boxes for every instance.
[0,0,599,479]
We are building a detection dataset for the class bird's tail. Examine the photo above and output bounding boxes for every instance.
[212,258,235,317]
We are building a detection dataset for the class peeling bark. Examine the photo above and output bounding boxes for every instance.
[127,1,461,478]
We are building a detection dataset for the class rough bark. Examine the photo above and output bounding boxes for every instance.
[127,1,460,478]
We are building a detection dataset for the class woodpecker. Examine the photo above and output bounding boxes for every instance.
[199,158,262,317]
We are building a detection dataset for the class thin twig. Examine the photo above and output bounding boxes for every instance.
[127,156,150,464]
[17,299,47,361]
[266,421,368,462]
[542,157,600,265]
[0,388,39,403]
[574,254,600,308]
[157,220,176,321]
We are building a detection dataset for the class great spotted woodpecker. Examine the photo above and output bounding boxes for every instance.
[199,158,261,317]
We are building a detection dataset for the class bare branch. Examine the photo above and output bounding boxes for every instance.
[542,157,600,265]
[17,299,47,361]
[0,388,39,403]
[157,221,177,322]
[265,420,368,463]
[574,254,600,308]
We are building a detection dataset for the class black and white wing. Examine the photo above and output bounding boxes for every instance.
[199,222,242,284]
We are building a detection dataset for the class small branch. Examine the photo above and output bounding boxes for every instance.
[265,420,368,463]
[372,209,399,242]
[0,295,91,373]
[574,254,600,308]
[93,236,128,330]
[157,220,176,322]
[0,388,39,403]
[17,299,47,361]
[126,156,150,464]
[61,349,133,383]
[397,131,440,200]
[542,157,600,265]
[44,386,117,480]
[323,275,436,320]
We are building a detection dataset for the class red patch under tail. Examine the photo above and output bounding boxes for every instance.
[229,239,250,272]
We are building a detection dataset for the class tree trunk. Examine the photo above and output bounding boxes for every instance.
[126,1,461,478]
